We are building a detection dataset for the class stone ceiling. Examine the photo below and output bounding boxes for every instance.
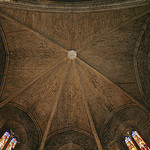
[0,1,150,150]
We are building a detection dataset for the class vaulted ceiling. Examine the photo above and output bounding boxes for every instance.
[0,0,150,150]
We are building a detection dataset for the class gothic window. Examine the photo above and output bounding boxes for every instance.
[125,136,137,150]
[131,131,150,150]
[124,130,149,150]
[6,138,17,150]
[0,132,10,150]
[0,131,18,150]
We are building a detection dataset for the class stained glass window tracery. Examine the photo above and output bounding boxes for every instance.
[132,131,150,150]
[125,136,137,150]
[0,132,10,150]
[6,138,17,150]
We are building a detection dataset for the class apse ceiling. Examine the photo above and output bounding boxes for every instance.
[0,1,150,149]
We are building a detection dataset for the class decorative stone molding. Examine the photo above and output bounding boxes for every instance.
[0,0,150,13]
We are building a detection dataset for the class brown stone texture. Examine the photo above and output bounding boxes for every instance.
[0,1,150,150]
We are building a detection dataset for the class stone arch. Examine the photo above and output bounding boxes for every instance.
[1,0,148,13]
[0,24,9,99]
[0,121,27,149]
[58,143,85,150]
[134,15,150,108]
[0,103,41,150]
[101,104,150,150]
[45,128,98,150]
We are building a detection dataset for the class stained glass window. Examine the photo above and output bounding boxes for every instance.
[125,136,137,150]
[0,132,10,150]
[5,138,17,150]
[132,131,150,150]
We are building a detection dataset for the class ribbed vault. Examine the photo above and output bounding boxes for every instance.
[0,1,150,150]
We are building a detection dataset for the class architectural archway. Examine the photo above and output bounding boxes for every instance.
[0,25,9,100]
[134,16,150,108]
[45,129,98,150]
[0,103,41,150]
[101,104,150,150]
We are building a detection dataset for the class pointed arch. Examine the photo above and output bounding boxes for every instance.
[45,128,98,150]
[0,24,9,100]
[100,104,150,149]
[0,103,41,150]
[134,15,150,107]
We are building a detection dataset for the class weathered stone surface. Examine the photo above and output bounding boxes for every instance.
[0,2,150,150]
[0,18,66,101]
